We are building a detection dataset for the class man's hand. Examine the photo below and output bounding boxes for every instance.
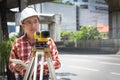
[44,48,51,58]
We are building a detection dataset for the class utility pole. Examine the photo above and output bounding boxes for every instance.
[74,0,80,31]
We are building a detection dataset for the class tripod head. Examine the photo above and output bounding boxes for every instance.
[34,31,50,48]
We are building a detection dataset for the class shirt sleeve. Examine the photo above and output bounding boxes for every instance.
[44,38,61,70]
[8,40,26,76]
[9,41,17,73]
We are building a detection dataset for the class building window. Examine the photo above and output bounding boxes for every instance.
[96,1,107,5]
[82,0,88,2]
[80,5,88,9]
[95,6,108,11]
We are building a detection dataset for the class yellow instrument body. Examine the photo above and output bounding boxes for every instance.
[34,31,50,42]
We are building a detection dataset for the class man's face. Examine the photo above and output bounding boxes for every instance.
[22,16,39,36]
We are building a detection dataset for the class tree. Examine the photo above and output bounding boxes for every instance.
[74,25,103,40]
[60,25,104,41]
[61,30,74,41]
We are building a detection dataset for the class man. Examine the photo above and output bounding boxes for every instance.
[9,7,61,80]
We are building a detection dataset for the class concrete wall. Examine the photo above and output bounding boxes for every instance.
[56,39,120,51]
[109,11,120,39]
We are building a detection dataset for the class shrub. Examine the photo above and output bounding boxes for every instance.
[61,30,74,41]
[0,40,12,76]
[60,25,104,41]
[0,35,17,79]
[77,25,103,40]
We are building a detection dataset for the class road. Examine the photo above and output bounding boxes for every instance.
[56,52,120,80]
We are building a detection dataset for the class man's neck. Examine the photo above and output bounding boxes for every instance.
[26,35,35,43]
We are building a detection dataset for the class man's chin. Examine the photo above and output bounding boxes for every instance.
[30,30,36,33]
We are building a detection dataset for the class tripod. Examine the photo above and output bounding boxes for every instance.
[23,45,57,80]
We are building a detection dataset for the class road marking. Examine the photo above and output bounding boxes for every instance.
[70,65,99,72]
[100,61,120,66]
[77,55,120,60]
[60,55,120,61]
[60,55,120,66]
[62,57,120,66]
[111,72,120,76]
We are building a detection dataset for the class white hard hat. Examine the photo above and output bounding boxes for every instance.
[20,7,39,25]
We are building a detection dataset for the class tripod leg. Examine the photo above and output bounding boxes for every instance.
[39,52,44,80]
[33,52,39,80]
[44,48,57,80]
[33,51,45,80]
[47,58,57,80]
[23,57,35,80]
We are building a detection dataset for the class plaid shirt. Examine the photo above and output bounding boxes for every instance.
[9,34,61,76]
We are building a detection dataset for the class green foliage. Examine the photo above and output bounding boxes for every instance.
[64,1,74,5]
[52,0,59,1]
[78,25,102,40]
[61,30,74,40]
[9,35,18,42]
[73,31,83,41]
[53,0,74,5]
[0,40,12,62]
[0,40,12,75]
[0,35,17,76]
[60,25,104,41]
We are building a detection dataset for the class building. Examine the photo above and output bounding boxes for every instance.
[62,0,108,28]
[29,2,77,31]
[62,0,108,11]
[11,1,109,33]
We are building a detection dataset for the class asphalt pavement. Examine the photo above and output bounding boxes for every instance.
[1,48,119,80]
[55,50,120,80]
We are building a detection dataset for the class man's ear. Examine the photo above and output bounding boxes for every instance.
[21,25,25,29]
